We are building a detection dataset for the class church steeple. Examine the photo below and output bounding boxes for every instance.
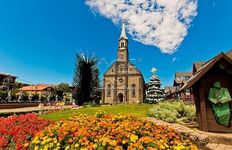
[117,23,129,62]
[120,23,128,40]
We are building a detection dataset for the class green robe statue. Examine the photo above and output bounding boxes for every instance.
[208,82,231,127]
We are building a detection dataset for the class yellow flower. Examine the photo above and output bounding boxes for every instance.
[92,143,98,149]
[122,140,127,144]
[55,148,60,150]
[75,143,80,148]
[109,140,117,146]
[130,134,138,143]
[43,146,48,150]
[174,144,185,150]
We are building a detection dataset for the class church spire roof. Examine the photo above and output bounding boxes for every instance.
[120,23,128,39]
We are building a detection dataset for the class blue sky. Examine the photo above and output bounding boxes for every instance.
[0,0,232,87]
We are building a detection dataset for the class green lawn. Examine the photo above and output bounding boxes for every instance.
[41,104,154,121]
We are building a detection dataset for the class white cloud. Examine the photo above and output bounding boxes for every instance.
[85,0,198,54]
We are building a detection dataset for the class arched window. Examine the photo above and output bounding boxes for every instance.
[121,42,124,48]
[131,84,136,97]
[107,84,111,96]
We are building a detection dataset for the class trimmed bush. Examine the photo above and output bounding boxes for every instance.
[147,101,197,124]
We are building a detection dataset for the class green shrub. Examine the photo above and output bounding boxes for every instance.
[0,91,8,100]
[83,101,101,107]
[147,101,196,124]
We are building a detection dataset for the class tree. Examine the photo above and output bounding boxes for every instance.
[72,52,100,105]
[56,83,71,93]
[145,68,165,103]
[0,76,14,91]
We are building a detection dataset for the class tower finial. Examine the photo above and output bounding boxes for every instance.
[120,23,128,39]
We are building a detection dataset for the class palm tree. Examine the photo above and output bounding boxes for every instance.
[72,52,100,105]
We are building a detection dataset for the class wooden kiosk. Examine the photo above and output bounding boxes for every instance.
[181,53,232,132]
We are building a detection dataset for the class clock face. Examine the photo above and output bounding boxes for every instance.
[118,78,124,83]
[119,65,123,71]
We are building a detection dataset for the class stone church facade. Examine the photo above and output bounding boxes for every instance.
[102,24,145,104]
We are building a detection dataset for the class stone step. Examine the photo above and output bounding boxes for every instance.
[206,143,232,150]
[147,117,232,149]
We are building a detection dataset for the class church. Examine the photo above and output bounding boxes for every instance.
[102,24,145,104]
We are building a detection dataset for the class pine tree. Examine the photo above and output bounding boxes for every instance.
[145,68,165,103]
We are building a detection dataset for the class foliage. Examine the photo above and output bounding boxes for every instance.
[0,76,15,91]
[72,52,100,105]
[29,113,198,150]
[14,82,29,90]
[56,83,71,93]
[147,101,197,124]
[0,113,51,150]
[0,91,7,100]
[82,101,101,107]
[41,104,153,121]
[145,72,165,104]
[0,90,18,101]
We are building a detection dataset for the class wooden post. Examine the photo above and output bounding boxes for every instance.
[199,82,208,131]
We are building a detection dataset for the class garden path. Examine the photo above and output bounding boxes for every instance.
[147,117,232,150]
[0,105,72,113]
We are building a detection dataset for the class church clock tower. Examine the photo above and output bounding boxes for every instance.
[117,23,128,62]
[103,23,145,104]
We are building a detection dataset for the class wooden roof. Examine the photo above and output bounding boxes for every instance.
[165,86,177,94]
[20,84,55,91]
[0,73,17,78]
[181,52,232,91]
[175,72,192,77]
[193,62,205,71]
[226,49,232,59]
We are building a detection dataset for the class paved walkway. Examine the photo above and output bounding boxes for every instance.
[0,105,73,113]
[147,118,232,150]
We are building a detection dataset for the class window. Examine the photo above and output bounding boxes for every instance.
[107,84,111,96]
[121,42,124,47]
[131,84,136,97]
[119,65,123,71]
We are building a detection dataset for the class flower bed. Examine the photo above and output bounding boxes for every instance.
[0,113,51,150]
[29,113,198,150]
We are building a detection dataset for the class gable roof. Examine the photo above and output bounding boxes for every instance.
[20,84,55,91]
[193,62,205,71]
[165,86,177,94]
[0,73,17,78]
[226,49,232,59]
[181,52,232,91]
[175,72,192,77]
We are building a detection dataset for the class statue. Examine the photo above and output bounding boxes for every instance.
[18,91,24,102]
[7,90,12,102]
[38,94,42,102]
[63,93,66,105]
[55,95,59,102]
[28,93,33,102]
[46,93,51,102]
[208,82,232,127]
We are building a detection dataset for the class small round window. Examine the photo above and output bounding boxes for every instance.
[119,65,123,71]
[119,78,124,83]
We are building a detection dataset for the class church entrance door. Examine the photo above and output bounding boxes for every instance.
[118,93,124,103]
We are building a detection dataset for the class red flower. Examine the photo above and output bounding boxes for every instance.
[0,113,51,150]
